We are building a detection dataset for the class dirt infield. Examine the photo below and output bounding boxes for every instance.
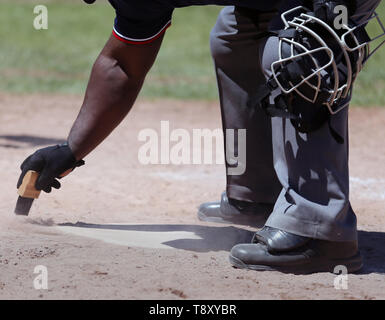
[0,93,384,300]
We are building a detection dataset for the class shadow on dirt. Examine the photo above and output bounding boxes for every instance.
[358,230,385,275]
[58,222,255,252]
[56,223,385,274]
[0,135,66,148]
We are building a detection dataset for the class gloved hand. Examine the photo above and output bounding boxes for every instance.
[83,0,96,4]
[312,0,356,26]
[17,143,85,193]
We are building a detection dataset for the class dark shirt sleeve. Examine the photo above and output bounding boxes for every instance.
[109,0,174,44]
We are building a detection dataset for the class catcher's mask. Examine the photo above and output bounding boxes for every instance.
[270,6,385,115]
[252,5,385,143]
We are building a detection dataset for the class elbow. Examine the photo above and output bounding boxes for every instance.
[94,54,146,95]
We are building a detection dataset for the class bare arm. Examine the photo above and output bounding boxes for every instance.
[16,34,163,193]
[68,34,164,160]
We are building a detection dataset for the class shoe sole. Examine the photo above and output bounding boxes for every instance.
[197,210,267,227]
[229,253,363,275]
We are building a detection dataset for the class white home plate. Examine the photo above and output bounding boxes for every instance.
[55,224,202,249]
[54,223,253,251]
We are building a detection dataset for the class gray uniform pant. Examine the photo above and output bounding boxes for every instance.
[210,5,358,242]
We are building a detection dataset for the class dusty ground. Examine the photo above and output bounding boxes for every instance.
[0,93,384,300]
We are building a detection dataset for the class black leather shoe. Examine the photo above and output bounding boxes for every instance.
[197,192,273,227]
[229,227,363,274]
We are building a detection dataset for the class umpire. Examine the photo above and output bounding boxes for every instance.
[200,0,382,273]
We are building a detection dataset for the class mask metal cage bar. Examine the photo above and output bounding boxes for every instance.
[278,6,363,114]
[341,11,385,63]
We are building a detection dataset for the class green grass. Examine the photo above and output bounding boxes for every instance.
[0,0,385,105]
[0,1,220,99]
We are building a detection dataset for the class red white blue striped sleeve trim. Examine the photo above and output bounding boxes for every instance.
[112,20,172,45]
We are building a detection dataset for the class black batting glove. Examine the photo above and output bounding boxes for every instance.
[312,0,356,26]
[17,143,85,193]
[83,0,96,4]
